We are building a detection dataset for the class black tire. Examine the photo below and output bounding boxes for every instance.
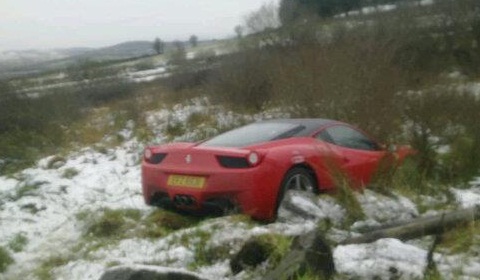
[275,167,317,214]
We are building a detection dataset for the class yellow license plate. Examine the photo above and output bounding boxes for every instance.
[167,175,206,189]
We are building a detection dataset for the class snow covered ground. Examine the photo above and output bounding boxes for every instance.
[1,100,479,280]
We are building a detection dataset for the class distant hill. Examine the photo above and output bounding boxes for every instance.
[0,41,157,79]
[74,41,156,61]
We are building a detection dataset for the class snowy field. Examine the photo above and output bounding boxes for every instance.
[1,100,480,280]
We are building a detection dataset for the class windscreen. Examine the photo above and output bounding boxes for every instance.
[201,122,304,147]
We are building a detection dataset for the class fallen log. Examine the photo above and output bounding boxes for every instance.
[263,206,480,280]
[343,205,480,244]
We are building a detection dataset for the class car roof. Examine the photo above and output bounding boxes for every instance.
[258,118,342,136]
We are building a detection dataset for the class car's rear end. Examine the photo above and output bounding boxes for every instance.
[141,143,280,220]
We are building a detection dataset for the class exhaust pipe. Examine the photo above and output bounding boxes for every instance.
[174,195,195,206]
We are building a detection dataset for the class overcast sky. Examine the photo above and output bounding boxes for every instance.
[0,0,279,51]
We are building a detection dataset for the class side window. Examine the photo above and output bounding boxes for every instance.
[317,126,380,151]
[317,130,335,144]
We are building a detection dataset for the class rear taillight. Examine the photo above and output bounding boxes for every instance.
[216,156,250,168]
[144,149,167,164]
[217,151,262,168]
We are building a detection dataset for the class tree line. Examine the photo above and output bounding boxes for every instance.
[279,0,420,23]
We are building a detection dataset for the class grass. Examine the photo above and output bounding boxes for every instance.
[255,234,292,267]
[438,222,480,255]
[165,122,186,139]
[61,168,79,179]
[8,181,45,201]
[141,209,200,238]
[333,177,365,226]
[81,208,141,239]
[8,233,28,253]
[75,208,201,257]
[0,246,14,273]
[188,229,217,269]
[34,255,71,280]
[388,158,457,214]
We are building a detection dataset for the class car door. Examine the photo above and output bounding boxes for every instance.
[315,125,387,187]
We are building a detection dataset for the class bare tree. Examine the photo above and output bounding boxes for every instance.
[189,35,198,48]
[170,40,187,65]
[234,25,244,39]
[244,2,280,34]
[153,37,165,55]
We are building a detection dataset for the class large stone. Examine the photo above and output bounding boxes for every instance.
[99,265,205,280]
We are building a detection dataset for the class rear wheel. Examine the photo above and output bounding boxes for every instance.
[275,167,317,215]
[283,168,316,192]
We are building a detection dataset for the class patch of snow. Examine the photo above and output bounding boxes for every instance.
[435,254,480,279]
[197,260,231,280]
[334,238,428,279]
[98,264,207,280]
[127,66,169,83]
[55,260,105,280]
[470,177,480,187]
[278,191,346,226]
[187,52,195,60]
[358,190,419,224]
[420,0,434,6]
[0,138,147,279]
[452,186,480,208]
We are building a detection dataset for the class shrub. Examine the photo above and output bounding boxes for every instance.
[209,50,274,112]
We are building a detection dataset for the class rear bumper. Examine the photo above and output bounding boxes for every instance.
[148,191,239,217]
[141,162,280,220]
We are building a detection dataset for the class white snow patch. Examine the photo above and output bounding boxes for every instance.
[452,186,480,208]
[0,139,147,279]
[358,190,419,224]
[334,238,428,279]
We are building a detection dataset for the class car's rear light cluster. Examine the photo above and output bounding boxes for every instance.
[144,149,167,164]
[217,156,250,168]
[217,152,261,168]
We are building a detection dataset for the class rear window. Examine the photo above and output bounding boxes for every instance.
[201,122,304,147]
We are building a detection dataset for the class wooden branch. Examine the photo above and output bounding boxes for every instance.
[342,206,480,245]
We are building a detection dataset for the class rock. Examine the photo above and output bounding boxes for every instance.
[263,228,335,280]
[230,237,274,274]
[99,265,205,280]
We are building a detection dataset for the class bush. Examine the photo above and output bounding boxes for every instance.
[210,50,274,112]
[0,69,135,175]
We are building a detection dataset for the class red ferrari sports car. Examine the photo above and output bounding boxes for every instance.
[142,119,412,221]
